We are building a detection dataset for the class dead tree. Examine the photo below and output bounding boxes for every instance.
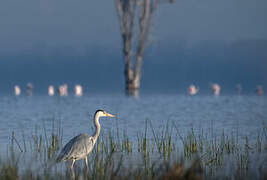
[116,0,174,96]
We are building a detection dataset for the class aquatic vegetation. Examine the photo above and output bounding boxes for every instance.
[0,119,266,180]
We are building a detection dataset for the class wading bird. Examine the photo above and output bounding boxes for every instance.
[188,84,199,95]
[212,83,221,96]
[56,110,115,170]
[14,85,21,96]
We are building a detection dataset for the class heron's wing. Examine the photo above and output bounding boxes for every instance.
[56,134,94,161]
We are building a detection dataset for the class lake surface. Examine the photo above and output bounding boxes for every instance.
[0,94,266,154]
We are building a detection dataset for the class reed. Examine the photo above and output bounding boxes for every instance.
[0,118,266,180]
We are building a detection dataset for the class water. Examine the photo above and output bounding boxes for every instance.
[0,94,266,154]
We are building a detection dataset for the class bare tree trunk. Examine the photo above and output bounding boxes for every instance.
[116,0,173,97]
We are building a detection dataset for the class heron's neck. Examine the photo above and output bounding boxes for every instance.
[93,113,101,141]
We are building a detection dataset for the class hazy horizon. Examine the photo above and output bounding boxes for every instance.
[0,0,266,95]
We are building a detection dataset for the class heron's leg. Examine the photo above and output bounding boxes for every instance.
[85,156,88,169]
[70,167,75,180]
[70,159,75,170]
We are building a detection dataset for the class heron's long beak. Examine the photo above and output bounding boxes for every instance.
[106,112,115,117]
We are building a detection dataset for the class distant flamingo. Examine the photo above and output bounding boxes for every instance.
[212,83,221,96]
[188,84,199,95]
[58,84,68,96]
[256,85,264,96]
[48,85,55,96]
[14,85,21,96]
[74,84,83,96]
[26,83,33,96]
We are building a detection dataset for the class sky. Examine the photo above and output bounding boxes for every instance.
[0,0,266,94]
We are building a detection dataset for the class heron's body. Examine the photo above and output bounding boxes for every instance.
[56,134,95,161]
[56,110,115,169]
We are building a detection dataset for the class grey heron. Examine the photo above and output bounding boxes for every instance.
[56,109,115,170]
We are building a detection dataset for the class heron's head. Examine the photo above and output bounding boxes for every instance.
[95,109,115,118]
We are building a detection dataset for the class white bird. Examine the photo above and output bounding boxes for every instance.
[14,85,21,96]
[56,110,115,170]
[188,84,199,95]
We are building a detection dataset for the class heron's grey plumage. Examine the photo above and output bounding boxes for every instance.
[56,134,94,162]
[56,110,114,170]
